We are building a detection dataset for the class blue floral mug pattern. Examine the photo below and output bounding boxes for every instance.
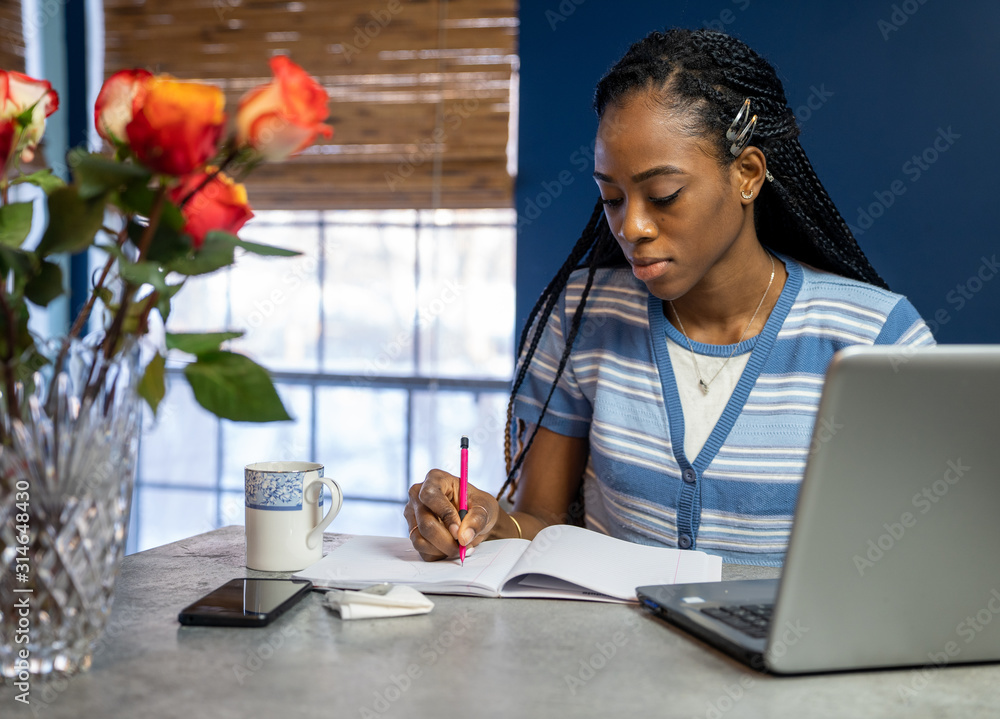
[244,461,344,571]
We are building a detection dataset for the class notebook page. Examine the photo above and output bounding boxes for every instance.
[500,525,722,601]
[294,535,530,596]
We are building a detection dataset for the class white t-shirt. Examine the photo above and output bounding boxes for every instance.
[665,334,752,460]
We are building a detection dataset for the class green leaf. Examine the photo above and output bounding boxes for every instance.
[117,260,170,294]
[166,331,243,356]
[37,186,106,256]
[94,286,114,306]
[0,296,31,361]
[156,280,185,324]
[24,260,64,307]
[0,202,34,248]
[127,218,191,265]
[208,230,301,257]
[70,148,151,201]
[0,247,35,279]
[11,169,66,195]
[165,231,235,276]
[138,352,166,415]
[183,351,292,422]
[119,185,185,232]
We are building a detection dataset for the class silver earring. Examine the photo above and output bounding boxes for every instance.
[741,188,754,200]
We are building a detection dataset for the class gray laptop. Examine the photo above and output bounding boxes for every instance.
[637,344,1000,674]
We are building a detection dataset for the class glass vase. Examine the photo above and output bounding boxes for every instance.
[0,336,141,678]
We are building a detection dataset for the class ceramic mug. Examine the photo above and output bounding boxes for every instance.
[245,461,343,571]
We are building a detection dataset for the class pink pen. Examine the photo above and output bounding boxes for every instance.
[458,436,469,565]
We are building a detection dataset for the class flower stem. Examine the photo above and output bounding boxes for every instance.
[135,185,168,262]
[0,281,21,427]
[178,149,239,208]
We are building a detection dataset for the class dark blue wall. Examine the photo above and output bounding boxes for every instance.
[516,0,1000,344]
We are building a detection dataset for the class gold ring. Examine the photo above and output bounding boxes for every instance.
[409,525,420,540]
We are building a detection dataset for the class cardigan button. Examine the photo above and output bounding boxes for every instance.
[678,534,692,549]
[682,468,697,484]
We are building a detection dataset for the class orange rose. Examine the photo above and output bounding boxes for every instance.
[1,69,59,165]
[236,56,332,161]
[168,169,254,249]
[94,69,152,144]
[126,76,225,176]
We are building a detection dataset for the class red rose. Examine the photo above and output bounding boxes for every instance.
[0,69,59,165]
[94,69,152,144]
[169,169,254,249]
[236,56,332,161]
[126,76,225,176]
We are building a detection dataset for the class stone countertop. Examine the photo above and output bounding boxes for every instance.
[2,526,998,718]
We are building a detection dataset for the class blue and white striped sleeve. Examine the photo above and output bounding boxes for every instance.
[874,297,937,346]
[511,290,593,438]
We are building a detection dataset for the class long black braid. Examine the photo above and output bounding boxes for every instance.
[500,27,886,502]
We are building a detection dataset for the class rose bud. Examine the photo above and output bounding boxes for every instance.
[0,69,59,164]
[236,55,332,162]
[168,168,254,249]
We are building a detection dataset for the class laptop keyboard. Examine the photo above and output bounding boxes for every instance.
[700,604,773,639]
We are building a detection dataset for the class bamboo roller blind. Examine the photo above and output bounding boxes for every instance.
[103,0,518,211]
[0,0,24,73]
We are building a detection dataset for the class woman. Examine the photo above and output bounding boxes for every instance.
[405,28,934,566]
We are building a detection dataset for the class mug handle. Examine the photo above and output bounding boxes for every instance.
[306,476,343,550]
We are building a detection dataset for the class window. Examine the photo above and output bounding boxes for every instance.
[129,208,515,552]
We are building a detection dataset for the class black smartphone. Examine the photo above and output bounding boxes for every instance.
[178,578,313,627]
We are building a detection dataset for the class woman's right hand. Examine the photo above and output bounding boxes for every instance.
[404,469,500,562]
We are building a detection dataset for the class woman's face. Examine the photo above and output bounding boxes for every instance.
[594,90,755,301]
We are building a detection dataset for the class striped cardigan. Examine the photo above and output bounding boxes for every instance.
[512,253,935,566]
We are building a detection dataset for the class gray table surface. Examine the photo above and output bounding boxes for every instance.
[2,526,998,718]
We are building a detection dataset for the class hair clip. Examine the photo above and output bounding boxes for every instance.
[765,169,774,182]
[726,98,757,157]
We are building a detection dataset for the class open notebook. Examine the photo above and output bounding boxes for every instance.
[294,524,722,603]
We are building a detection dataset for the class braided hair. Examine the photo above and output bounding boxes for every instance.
[500,27,885,502]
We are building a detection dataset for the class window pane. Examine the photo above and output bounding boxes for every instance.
[416,223,515,378]
[136,487,218,552]
[228,218,322,373]
[220,384,314,491]
[315,386,407,501]
[322,220,417,375]
[163,269,230,337]
[139,377,218,487]
[409,389,509,497]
